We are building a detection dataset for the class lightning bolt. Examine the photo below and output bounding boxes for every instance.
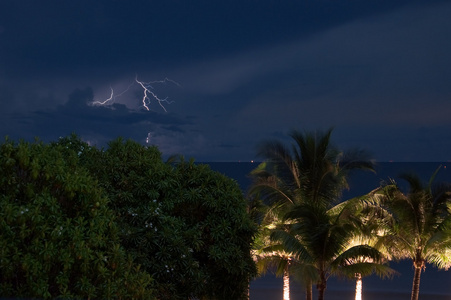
[135,75,179,112]
[91,75,180,112]
[92,86,114,105]
[92,81,135,106]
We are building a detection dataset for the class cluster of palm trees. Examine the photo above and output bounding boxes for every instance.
[248,129,451,300]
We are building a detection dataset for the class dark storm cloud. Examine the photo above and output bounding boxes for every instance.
[3,0,440,79]
[4,86,189,148]
[1,0,451,161]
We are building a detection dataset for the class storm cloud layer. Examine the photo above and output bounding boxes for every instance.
[1,0,451,161]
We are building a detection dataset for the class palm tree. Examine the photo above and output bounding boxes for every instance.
[253,219,318,300]
[273,196,395,300]
[248,128,379,299]
[253,246,294,300]
[375,167,451,300]
[331,187,399,300]
[252,212,292,300]
[343,230,396,300]
[248,185,301,300]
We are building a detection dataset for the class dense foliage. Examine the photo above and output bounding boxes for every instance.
[0,138,153,299]
[0,135,257,300]
[172,160,257,300]
[56,135,257,300]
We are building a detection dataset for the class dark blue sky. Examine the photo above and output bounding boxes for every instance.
[1,0,451,161]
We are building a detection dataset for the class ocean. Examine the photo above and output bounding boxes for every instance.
[205,162,451,300]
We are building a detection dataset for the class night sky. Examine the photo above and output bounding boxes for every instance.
[1,0,451,162]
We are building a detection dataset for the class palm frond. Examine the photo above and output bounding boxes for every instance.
[270,228,312,263]
[338,262,397,279]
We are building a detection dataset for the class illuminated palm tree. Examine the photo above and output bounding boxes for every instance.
[375,168,451,300]
[343,233,396,300]
[253,246,294,300]
[273,195,395,300]
[249,192,303,300]
[253,218,318,300]
[331,187,399,300]
[249,128,376,300]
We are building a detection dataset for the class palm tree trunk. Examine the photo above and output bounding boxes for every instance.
[411,264,422,300]
[306,282,312,300]
[355,273,362,300]
[317,271,326,300]
[283,265,290,300]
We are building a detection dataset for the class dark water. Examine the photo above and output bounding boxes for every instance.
[205,162,451,299]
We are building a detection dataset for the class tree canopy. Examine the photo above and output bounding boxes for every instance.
[0,138,153,299]
[0,135,257,300]
[67,136,257,300]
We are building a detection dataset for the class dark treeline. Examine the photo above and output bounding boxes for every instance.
[0,134,256,299]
